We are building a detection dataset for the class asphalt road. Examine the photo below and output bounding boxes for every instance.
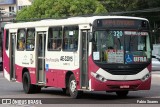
[0,71,160,107]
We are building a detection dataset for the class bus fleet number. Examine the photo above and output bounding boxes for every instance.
[60,56,73,62]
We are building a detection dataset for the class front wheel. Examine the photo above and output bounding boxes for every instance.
[116,91,129,98]
[68,74,82,98]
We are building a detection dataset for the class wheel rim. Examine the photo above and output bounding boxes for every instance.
[70,80,76,93]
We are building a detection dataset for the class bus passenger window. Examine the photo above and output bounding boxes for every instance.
[48,27,62,51]
[17,29,26,51]
[63,26,78,51]
[26,29,35,51]
[51,40,61,50]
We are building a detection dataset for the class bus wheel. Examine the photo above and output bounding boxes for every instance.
[22,72,34,94]
[116,91,129,97]
[68,74,82,98]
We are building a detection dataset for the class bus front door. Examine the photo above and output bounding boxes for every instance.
[10,33,16,81]
[37,32,46,84]
[80,30,89,89]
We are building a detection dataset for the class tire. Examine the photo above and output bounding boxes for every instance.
[116,91,129,98]
[22,72,35,94]
[68,74,82,98]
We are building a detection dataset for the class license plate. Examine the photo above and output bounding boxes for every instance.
[120,85,130,88]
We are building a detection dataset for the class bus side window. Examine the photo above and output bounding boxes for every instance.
[17,29,26,51]
[26,28,35,51]
[48,27,62,51]
[63,26,78,51]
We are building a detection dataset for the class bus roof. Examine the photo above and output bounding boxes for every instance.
[4,16,148,29]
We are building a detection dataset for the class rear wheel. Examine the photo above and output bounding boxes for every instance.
[68,74,82,98]
[22,72,34,93]
[116,91,129,97]
[23,72,41,93]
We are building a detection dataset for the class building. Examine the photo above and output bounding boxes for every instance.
[0,0,32,70]
[0,0,32,22]
[17,0,32,11]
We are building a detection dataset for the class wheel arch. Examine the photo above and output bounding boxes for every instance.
[22,67,29,80]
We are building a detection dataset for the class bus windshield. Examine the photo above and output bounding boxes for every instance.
[92,30,151,64]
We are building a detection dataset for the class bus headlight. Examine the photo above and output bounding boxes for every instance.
[91,72,107,82]
[141,72,151,81]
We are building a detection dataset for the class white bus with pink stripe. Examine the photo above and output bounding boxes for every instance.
[3,16,152,98]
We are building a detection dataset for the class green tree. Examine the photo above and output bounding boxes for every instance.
[16,0,107,20]
[99,0,160,12]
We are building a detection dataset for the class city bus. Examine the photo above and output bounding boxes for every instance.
[3,16,152,98]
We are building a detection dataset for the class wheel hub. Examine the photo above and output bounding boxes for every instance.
[70,80,76,93]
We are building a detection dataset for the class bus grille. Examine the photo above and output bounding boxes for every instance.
[103,69,142,75]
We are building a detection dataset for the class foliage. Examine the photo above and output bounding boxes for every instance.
[99,0,160,12]
[16,0,107,20]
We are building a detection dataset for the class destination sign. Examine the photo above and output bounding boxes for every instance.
[94,19,149,29]
[102,20,135,27]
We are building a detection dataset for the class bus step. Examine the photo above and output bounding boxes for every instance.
[82,87,87,89]
[81,87,90,90]
[37,81,45,85]
[11,78,16,82]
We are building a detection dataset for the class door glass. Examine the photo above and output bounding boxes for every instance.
[37,33,46,83]
[10,33,16,80]
[81,31,88,88]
